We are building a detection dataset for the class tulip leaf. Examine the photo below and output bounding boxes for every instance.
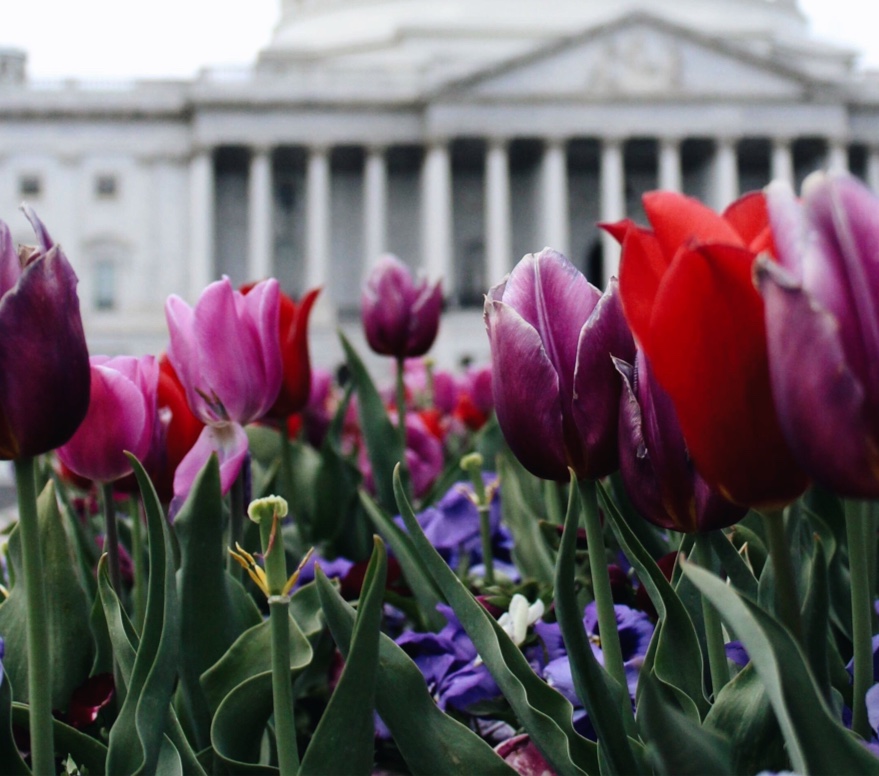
[681,559,879,775]
[395,467,597,776]
[104,455,181,775]
[340,331,405,511]
[11,701,108,774]
[800,537,832,702]
[174,454,261,749]
[211,672,278,773]
[0,479,94,709]
[597,482,707,719]
[0,677,29,774]
[709,531,758,600]
[638,672,733,776]
[554,476,641,775]
[360,489,445,631]
[315,563,515,775]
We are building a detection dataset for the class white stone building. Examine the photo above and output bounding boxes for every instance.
[1,0,877,368]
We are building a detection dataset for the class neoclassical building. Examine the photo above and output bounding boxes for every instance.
[1,0,878,367]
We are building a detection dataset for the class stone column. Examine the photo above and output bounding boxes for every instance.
[421,140,454,286]
[658,137,682,192]
[771,138,795,186]
[868,147,879,194]
[827,139,849,172]
[540,138,569,256]
[248,146,274,282]
[189,147,215,300]
[363,145,388,267]
[305,145,331,293]
[600,138,625,284]
[713,136,739,210]
[485,138,512,285]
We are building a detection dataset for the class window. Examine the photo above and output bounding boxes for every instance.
[94,259,116,310]
[19,174,41,198]
[95,174,118,199]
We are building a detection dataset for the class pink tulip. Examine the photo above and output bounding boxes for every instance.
[165,277,281,496]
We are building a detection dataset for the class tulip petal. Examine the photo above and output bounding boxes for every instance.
[647,242,807,506]
[644,191,745,258]
[571,278,635,478]
[406,280,443,357]
[165,294,206,420]
[0,222,20,297]
[722,191,770,249]
[173,422,249,500]
[484,297,569,480]
[272,286,321,417]
[239,277,283,418]
[757,257,879,497]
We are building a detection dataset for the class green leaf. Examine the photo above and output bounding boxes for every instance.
[0,479,93,708]
[0,676,29,773]
[800,537,832,703]
[211,672,278,773]
[316,562,515,775]
[597,482,707,719]
[104,455,182,775]
[360,490,445,631]
[300,537,387,775]
[395,468,597,776]
[554,476,640,775]
[340,331,405,511]
[638,673,733,776]
[174,455,261,749]
[12,701,108,774]
[682,559,879,775]
[709,531,758,600]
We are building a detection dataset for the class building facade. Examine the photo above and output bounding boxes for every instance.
[2,0,879,367]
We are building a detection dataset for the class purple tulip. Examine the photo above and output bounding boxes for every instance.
[165,277,281,496]
[614,350,746,533]
[0,207,89,460]
[361,254,442,359]
[57,355,159,482]
[484,248,634,481]
[759,173,879,497]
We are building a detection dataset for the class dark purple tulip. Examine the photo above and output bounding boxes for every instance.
[361,254,442,359]
[615,350,746,533]
[0,207,89,459]
[484,248,634,481]
[759,173,879,498]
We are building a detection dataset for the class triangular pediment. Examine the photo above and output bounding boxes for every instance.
[444,13,820,102]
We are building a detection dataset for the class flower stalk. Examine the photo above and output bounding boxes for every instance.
[694,534,729,698]
[762,508,803,642]
[101,482,122,595]
[461,453,495,586]
[847,499,873,740]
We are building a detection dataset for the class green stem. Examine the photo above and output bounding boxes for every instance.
[847,499,873,740]
[280,422,295,507]
[101,482,122,595]
[15,456,54,773]
[544,480,565,526]
[394,356,412,501]
[477,506,494,586]
[129,498,147,632]
[695,534,729,699]
[461,453,494,586]
[762,508,803,642]
[578,478,626,690]
[270,597,298,773]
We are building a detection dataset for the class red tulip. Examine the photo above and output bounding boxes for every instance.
[605,191,808,508]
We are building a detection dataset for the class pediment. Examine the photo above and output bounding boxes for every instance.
[447,13,817,102]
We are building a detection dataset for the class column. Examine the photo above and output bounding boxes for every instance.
[713,137,739,210]
[600,138,625,284]
[363,145,388,267]
[189,147,215,300]
[658,137,682,192]
[868,147,879,194]
[420,141,453,286]
[771,138,794,186]
[485,138,512,285]
[305,145,331,292]
[247,146,273,283]
[827,139,849,172]
[540,139,569,256]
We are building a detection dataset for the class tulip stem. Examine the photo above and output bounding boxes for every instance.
[578,478,627,692]
[15,456,54,773]
[847,499,873,741]
[394,356,413,500]
[695,534,729,699]
[280,422,295,520]
[461,453,494,586]
[129,497,147,632]
[763,508,803,642]
[101,482,122,595]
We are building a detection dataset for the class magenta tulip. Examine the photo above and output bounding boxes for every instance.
[361,254,442,359]
[759,172,879,497]
[165,277,281,496]
[484,248,634,481]
[0,207,89,459]
[57,355,159,483]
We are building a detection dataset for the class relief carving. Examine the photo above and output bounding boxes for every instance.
[586,31,682,95]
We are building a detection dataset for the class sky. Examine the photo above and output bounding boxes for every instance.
[2,0,879,81]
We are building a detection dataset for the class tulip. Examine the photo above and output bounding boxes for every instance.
[57,355,158,483]
[615,349,746,533]
[605,191,808,507]
[361,254,442,359]
[0,207,90,460]
[484,248,634,481]
[758,172,879,498]
[165,277,281,497]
